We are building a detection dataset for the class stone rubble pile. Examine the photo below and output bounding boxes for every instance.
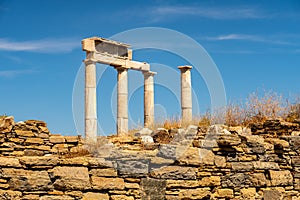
[1,116,300,199]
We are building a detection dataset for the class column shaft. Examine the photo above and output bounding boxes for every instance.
[178,66,193,125]
[85,59,97,142]
[117,67,128,135]
[143,71,156,128]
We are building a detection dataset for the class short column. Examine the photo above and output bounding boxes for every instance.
[116,67,128,135]
[178,65,193,125]
[143,71,156,128]
[85,59,97,142]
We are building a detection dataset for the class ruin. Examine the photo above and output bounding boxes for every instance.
[82,37,193,141]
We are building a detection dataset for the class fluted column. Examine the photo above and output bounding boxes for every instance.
[143,71,156,128]
[85,58,97,142]
[178,65,193,125]
[116,67,128,135]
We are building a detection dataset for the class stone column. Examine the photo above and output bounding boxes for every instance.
[85,59,97,142]
[143,71,156,128]
[116,67,128,135]
[178,65,193,125]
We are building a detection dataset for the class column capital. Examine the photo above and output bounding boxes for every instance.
[143,71,157,77]
[114,66,128,72]
[178,65,193,71]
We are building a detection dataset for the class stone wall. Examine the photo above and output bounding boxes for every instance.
[1,116,300,199]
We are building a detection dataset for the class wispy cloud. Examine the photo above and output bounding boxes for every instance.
[0,38,79,53]
[150,5,269,20]
[204,34,295,45]
[0,69,37,78]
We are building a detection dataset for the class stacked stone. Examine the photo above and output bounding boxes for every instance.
[0,116,83,156]
[1,116,300,199]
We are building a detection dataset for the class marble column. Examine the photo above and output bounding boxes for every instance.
[116,67,128,135]
[85,59,97,142]
[178,65,193,125]
[143,71,156,128]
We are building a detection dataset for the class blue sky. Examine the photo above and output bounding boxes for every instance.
[0,0,300,135]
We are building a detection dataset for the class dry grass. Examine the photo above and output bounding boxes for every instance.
[149,90,300,130]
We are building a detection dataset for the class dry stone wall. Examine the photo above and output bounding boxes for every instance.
[1,116,300,199]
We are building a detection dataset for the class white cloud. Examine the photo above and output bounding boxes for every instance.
[205,34,294,45]
[0,69,37,78]
[0,38,79,53]
[150,5,268,20]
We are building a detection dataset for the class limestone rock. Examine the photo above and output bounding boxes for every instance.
[150,166,197,180]
[214,189,234,198]
[217,134,241,146]
[241,188,256,199]
[19,156,58,166]
[0,189,21,200]
[91,177,125,190]
[253,161,279,170]
[250,173,267,187]
[50,166,90,190]
[231,162,253,171]
[110,195,134,200]
[177,147,215,166]
[179,188,211,199]
[89,168,117,177]
[270,170,293,186]
[0,116,14,133]
[39,195,74,200]
[140,178,167,200]
[117,159,148,177]
[49,135,65,143]
[1,168,52,191]
[82,192,109,200]
[0,157,21,167]
[263,190,281,200]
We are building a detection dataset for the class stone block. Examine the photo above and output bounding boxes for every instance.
[89,168,117,177]
[91,177,125,190]
[49,135,65,143]
[241,188,256,199]
[177,147,215,166]
[253,161,280,170]
[231,162,254,171]
[217,134,241,146]
[82,192,109,200]
[50,166,90,190]
[1,168,52,191]
[214,189,234,198]
[263,190,281,200]
[140,178,166,200]
[117,159,148,177]
[0,190,21,200]
[0,157,21,167]
[270,170,293,186]
[179,188,211,199]
[19,156,58,166]
[150,166,197,180]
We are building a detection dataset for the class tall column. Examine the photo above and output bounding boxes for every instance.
[143,71,156,128]
[85,58,97,142]
[178,65,193,125]
[116,67,128,135]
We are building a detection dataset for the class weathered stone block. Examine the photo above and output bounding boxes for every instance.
[91,177,125,190]
[117,159,148,177]
[89,168,117,177]
[1,168,52,191]
[179,188,211,199]
[150,166,197,180]
[50,166,90,190]
[253,161,280,170]
[217,134,241,146]
[141,178,166,200]
[231,162,254,171]
[214,189,234,198]
[19,156,58,166]
[263,190,281,200]
[0,189,21,200]
[0,157,21,167]
[49,135,65,143]
[250,173,267,187]
[177,147,214,166]
[269,170,293,186]
[39,195,74,200]
[25,138,44,145]
[110,195,134,200]
[241,188,256,199]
